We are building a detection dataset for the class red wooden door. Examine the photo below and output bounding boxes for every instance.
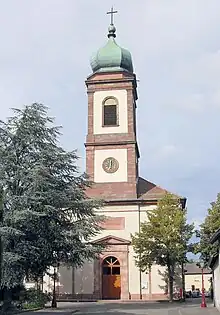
[102,256,121,299]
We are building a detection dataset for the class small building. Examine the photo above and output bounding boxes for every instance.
[184,263,211,292]
[209,228,220,310]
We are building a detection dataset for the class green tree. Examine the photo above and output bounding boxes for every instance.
[0,103,104,306]
[131,193,194,302]
[197,193,220,265]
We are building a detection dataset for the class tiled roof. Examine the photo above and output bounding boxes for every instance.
[86,176,186,204]
[137,177,182,200]
[184,263,211,275]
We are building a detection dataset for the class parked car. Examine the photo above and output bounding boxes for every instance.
[192,289,200,297]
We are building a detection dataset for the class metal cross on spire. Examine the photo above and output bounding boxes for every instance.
[107,6,118,25]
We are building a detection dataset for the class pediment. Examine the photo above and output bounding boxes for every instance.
[92,235,131,245]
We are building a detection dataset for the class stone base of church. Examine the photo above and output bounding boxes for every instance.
[57,293,99,301]
[57,293,168,302]
[55,238,170,303]
[130,293,168,300]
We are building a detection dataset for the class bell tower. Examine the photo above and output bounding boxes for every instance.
[85,10,140,201]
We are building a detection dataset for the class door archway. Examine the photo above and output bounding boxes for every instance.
[102,256,121,299]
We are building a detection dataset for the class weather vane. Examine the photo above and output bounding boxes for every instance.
[107,6,118,25]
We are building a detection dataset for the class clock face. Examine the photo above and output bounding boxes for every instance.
[102,157,119,174]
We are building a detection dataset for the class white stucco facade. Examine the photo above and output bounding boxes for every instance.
[185,273,211,292]
[32,204,169,300]
[213,254,220,311]
[47,203,169,300]
[74,261,94,295]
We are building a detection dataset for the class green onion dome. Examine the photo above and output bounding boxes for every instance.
[90,24,133,74]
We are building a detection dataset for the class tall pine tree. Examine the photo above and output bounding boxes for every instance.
[0,103,104,291]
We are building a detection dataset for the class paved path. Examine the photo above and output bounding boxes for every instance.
[73,301,219,315]
[25,300,219,315]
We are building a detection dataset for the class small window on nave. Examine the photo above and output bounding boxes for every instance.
[103,97,118,126]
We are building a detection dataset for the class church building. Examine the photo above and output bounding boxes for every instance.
[43,11,186,301]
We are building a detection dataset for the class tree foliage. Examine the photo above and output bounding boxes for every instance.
[0,103,104,290]
[197,193,220,265]
[131,193,194,301]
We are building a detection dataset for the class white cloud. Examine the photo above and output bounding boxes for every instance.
[190,218,203,230]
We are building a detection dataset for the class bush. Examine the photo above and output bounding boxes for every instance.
[0,284,26,302]
[0,287,50,310]
[22,302,42,310]
[23,288,48,308]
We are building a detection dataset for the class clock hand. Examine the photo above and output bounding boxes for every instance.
[109,159,112,169]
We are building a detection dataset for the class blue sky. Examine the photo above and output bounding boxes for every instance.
[1,0,220,227]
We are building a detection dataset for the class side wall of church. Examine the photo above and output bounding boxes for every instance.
[74,261,94,296]
[58,265,73,296]
[151,265,167,296]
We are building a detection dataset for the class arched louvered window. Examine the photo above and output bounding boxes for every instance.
[103,97,118,126]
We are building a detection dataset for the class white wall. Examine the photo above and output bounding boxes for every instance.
[39,266,73,294]
[93,204,157,242]
[185,274,211,291]
[95,210,138,241]
[58,265,73,295]
[213,254,220,311]
[93,90,128,134]
[40,267,54,293]
[55,203,165,298]
[129,247,141,295]
[151,265,167,294]
[24,281,36,290]
[93,204,163,296]
[74,261,94,294]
